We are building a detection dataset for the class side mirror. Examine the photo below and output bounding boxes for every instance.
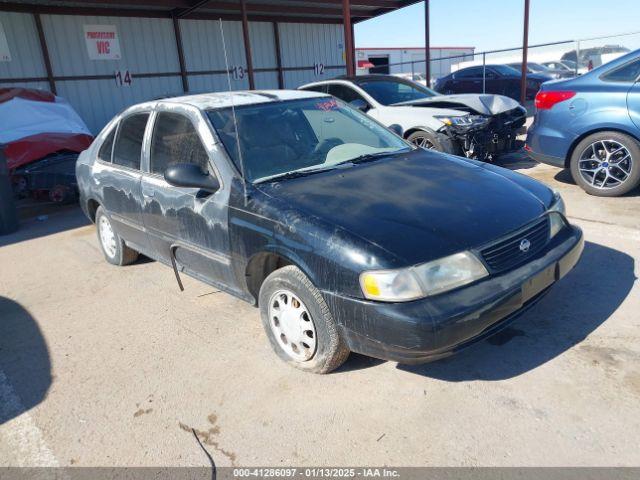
[388,124,403,137]
[164,163,220,192]
[349,98,370,113]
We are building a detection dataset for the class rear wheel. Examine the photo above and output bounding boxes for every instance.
[95,207,139,266]
[259,265,350,374]
[570,132,640,197]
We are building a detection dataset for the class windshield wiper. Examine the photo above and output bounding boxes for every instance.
[254,165,338,183]
[344,148,412,165]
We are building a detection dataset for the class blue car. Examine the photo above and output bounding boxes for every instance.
[526,49,640,196]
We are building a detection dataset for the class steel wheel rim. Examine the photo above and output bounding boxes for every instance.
[411,135,436,150]
[268,290,317,362]
[578,139,633,190]
[98,216,117,258]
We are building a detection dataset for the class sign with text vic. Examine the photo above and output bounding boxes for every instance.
[0,21,11,62]
[84,25,121,60]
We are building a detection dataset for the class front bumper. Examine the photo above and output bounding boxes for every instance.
[323,225,583,364]
[444,108,528,159]
[525,147,565,168]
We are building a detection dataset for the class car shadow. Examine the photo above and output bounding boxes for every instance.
[396,241,635,381]
[0,297,52,424]
[553,169,575,185]
[0,206,89,248]
[494,151,539,171]
[554,169,640,197]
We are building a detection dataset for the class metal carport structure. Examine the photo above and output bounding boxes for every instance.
[0,0,422,92]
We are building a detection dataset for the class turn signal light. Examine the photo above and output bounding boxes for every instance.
[535,91,576,110]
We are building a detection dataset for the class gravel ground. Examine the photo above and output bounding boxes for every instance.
[1,155,639,467]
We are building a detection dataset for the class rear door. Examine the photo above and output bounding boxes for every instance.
[140,106,238,292]
[93,112,150,252]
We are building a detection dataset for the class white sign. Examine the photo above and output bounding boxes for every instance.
[84,25,121,60]
[0,22,11,62]
[313,62,325,76]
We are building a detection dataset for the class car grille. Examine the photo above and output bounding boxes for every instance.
[480,217,550,272]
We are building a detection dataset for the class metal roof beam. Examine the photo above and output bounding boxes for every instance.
[175,0,211,18]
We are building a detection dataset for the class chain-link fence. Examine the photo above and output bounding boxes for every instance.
[367,31,640,102]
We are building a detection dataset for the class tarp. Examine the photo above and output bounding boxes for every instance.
[0,88,93,170]
[4,133,93,170]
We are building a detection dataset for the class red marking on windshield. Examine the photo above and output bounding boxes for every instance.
[316,99,338,111]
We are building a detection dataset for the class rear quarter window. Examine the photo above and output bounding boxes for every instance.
[97,125,117,163]
[601,59,640,83]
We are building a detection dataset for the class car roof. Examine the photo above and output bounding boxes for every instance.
[154,89,329,110]
[304,74,405,86]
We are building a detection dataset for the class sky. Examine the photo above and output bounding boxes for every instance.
[355,0,640,53]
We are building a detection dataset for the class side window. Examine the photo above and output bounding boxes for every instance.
[97,125,117,163]
[601,59,640,83]
[327,84,367,104]
[150,112,210,176]
[455,67,482,79]
[112,113,149,170]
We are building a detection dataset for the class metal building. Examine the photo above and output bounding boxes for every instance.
[355,46,475,83]
[0,0,415,133]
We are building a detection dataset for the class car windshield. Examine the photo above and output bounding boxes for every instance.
[207,97,412,183]
[528,62,549,71]
[356,78,438,105]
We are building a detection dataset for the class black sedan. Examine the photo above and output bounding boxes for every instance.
[77,90,583,373]
[434,64,553,100]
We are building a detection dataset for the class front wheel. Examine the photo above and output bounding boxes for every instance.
[569,132,640,197]
[259,266,350,374]
[406,130,459,155]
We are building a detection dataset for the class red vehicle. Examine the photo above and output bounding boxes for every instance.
[0,88,93,203]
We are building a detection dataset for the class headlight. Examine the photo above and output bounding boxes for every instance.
[360,251,489,302]
[434,115,489,127]
[548,191,566,239]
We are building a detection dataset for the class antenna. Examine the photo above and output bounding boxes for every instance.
[219,18,248,203]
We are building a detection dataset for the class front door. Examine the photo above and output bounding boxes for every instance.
[140,108,239,293]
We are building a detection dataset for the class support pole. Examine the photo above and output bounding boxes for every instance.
[482,52,486,93]
[239,0,255,89]
[172,15,189,93]
[520,0,530,105]
[272,22,284,89]
[342,0,354,76]
[0,151,19,236]
[424,0,430,86]
[34,13,56,94]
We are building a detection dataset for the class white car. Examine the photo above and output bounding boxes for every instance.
[300,75,527,161]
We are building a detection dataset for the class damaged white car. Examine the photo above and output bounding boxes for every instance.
[300,75,527,161]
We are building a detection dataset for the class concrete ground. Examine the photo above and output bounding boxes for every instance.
[1,156,639,467]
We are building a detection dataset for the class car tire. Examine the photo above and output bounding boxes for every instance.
[259,265,350,374]
[407,130,454,153]
[569,131,640,197]
[95,206,139,266]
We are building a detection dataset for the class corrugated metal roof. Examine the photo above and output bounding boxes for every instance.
[0,0,419,23]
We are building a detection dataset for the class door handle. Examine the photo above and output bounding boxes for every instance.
[142,189,155,198]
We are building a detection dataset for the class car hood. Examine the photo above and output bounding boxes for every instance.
[393,93,520,116]
[256,149,550,266]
